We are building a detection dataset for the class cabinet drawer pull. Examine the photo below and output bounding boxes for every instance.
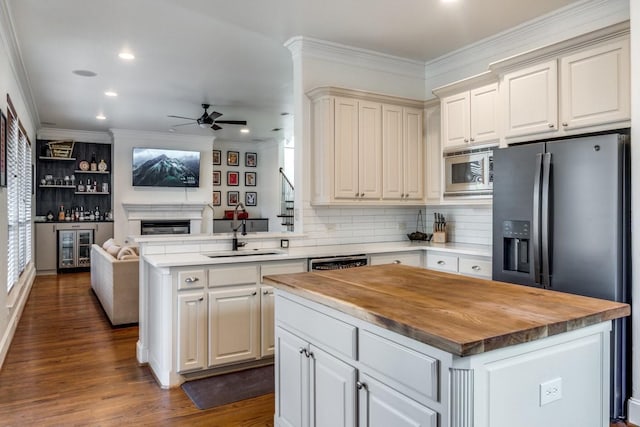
[548,123,555,128]
[562,122,568,127]
[360,193,365,197]
[252,291,257,296]
[184,277,199,284]
[393,260,401,264]
[299,347,306,355]
[263,290,269,295]
[470,137,475,142]
[463,138,469,142]
[198,297,204,302]
[472,265,481,271]
[355,192,359,197]
[356,381,367,390]
[437,260,445,265]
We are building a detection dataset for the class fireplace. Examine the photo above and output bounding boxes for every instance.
[121,202,209,237]
[141,220,190,235]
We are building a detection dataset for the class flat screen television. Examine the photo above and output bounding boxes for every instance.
[132,148,200,187]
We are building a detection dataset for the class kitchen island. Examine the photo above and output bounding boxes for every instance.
[264,264,629,427]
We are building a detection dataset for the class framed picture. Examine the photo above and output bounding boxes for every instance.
[227,150,239,166]
[227,191,239,206]
[212,191,221,206]
[245,171,256,186]
[212,170,221,186]
[245,152,257,167]
[227,171,239,186]
[245,191,257,206]
[212,149,221,165]
[0,110,6,187]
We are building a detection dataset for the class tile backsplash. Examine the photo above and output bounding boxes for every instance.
[300,204,493,247]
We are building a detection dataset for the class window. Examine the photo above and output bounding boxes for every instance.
[6,96,32,292]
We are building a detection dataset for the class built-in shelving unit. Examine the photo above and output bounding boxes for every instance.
[36,139,112,218]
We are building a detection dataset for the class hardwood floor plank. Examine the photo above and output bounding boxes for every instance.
[0,273,274,426]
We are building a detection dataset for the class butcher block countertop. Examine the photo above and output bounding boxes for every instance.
[263,264,630,356]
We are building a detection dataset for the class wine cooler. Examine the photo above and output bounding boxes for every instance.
[58,229,94,270]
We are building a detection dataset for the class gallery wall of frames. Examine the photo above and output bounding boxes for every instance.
[211,149,259,210]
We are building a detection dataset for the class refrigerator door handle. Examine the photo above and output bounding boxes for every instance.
[532,153,543,285]
[541,152,551,288]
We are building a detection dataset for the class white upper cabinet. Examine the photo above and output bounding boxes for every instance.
[560,38,630,130]
[495,27,630,142]
[382,105,424,200]
[308,87,425,205]
[502,60,558,138]
[441,83,499,151]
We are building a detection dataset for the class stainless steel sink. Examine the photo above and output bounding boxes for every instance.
[205,249,285,258]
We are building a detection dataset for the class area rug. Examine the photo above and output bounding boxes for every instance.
[181,365,275,410]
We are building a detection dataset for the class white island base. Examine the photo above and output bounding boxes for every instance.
[274,291,611,427]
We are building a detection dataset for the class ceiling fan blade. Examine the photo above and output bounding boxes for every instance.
[171,122,196,127]
[208,111,223,120]
[215,120,247,125]
[211,124,223,131]
[168,115,196,120]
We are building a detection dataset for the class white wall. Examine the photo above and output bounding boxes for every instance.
[627,0,640,422]
[286,37,428,244]
[110,129,214,242]
[0,2,37,368]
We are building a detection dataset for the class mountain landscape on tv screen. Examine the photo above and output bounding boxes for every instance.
[133,154,199,187]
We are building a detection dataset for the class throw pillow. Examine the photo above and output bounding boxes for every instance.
[106,244,121,257]
[117,246,137,260]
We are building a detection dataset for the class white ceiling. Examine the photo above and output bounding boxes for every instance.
[6,0,577,142]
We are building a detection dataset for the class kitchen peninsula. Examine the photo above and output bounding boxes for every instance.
[264,264,629,427]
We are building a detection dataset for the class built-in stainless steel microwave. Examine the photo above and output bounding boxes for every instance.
[444,148,493,197]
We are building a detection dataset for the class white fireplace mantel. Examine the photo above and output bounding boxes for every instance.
[122,202,210,235]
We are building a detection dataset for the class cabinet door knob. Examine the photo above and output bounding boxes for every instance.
[464,138,469,143]
[355,193,359,197]
[472,265,481,271]
[360,193,365,197]
[562,122,568,127]
[263,290,269,295]
[437,260,445,265]
[393,260,401,264]
[184,277,199,283]
[548,123,555,128]
[470,137,475,142]
[356,381,367,390]
[198,297,204,302]
[299,347,306,355]
[252,291,257,296]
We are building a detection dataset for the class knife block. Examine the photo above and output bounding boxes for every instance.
[432,228,447,243]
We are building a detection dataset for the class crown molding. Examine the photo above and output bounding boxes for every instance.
[306,86,424,108]
[425,0,629,89]
[284,36,425,80]
[0,0,40,128]
[37,127,112,144]
[109,128,215,145]
[432,71,498,98]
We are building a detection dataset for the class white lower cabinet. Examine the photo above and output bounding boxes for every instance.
[260,286,275,357]
[276,327,356,427]
[208,285,260,367]
[275,294,443,427]
[427,251,491,279]
[358,373,437,427]
[177,291,207,373]
[369,251,424,267]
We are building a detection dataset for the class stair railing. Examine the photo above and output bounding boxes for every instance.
[278,167,294,232]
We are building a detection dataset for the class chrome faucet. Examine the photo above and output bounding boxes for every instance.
[232,202,247,251]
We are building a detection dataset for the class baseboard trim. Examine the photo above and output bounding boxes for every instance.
[0,264,36,369]
[628,397,640,424]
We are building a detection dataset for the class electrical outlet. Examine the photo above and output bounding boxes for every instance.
[539,378,562,406]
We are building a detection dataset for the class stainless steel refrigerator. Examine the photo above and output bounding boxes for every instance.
[491,132,630,421]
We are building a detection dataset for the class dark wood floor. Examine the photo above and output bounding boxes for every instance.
[0,272,274,426]
[0,272,636,426]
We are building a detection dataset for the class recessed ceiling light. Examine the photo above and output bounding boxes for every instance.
[104,91,118,97]
[96,114,106,120]
[240,129,250,134]
[441,0,458,3]
[118,52,135,60]
[72,70,97,77]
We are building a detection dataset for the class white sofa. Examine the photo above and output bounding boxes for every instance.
[90,244,139,325]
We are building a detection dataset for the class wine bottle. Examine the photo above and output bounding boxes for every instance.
[90,153,97,171]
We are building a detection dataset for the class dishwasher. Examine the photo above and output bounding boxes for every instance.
[308,254,369,271]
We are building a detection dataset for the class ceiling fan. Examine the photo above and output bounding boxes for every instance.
[168,104,247,130]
